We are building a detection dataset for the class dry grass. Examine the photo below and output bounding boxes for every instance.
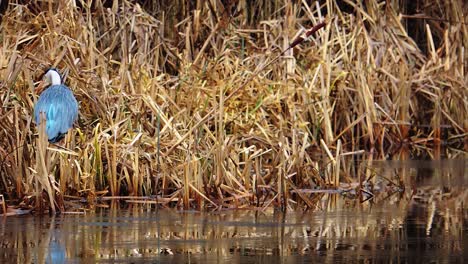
[0,0,466,212]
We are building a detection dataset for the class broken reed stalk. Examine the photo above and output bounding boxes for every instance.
[335,139,341,187]
[281,21,327,56]
[397,63,411,141]
[36,113,55,214]
[425,24,443,150]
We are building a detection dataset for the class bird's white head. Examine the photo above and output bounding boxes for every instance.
[45,68,63,86]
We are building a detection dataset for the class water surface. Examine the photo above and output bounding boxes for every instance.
[1,159,466,263]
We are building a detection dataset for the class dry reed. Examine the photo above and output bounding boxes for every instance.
[0,0,466,212]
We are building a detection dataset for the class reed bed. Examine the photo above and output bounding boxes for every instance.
[0,0,466,212]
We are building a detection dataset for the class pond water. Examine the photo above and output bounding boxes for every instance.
[0,159,466,263]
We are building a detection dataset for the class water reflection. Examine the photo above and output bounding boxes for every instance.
[0,159,466,263]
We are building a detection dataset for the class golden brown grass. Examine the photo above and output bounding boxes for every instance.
[0,0,466,212]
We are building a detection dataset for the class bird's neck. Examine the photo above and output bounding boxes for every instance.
[47,71,62,85]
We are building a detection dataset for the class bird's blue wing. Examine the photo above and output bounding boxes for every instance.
[34,85,78,141]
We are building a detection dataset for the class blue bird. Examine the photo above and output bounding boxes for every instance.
[34,68,78,143]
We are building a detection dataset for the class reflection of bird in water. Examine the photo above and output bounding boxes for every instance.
[46,238,66,264]
[34,68,78,143]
